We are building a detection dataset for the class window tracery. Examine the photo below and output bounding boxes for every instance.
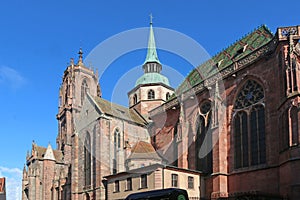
[233,80,266,169]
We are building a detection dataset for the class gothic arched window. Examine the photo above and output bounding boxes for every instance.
[133,94,137,104]
[65,84,69,105]
[291,106,299,146]
[113,128,120,174]
[148,89,155,100]
[195,101,212,173]
[84,132,91,186]
[173,122,178,167]
[233,80,266,169]
[166,92,171,101]
[81,79,89,105]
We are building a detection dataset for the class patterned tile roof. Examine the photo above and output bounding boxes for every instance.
[177,25,274,94]
[128,141,161,160]
[93,97,147,126]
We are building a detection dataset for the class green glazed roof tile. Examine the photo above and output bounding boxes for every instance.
[176,25,273,94]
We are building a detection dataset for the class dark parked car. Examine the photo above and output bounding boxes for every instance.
[125,188,189,200]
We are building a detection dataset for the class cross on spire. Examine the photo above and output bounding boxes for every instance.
[150,13,153,25]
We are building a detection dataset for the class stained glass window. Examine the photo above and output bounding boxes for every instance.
[195,102,212,173]
[234,80,266,169]
[234,80,264,109]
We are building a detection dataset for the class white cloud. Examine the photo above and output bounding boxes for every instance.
[0,166,22,200]
[0,66,26,89]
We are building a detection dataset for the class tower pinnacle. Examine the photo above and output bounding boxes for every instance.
[78,48,83,64]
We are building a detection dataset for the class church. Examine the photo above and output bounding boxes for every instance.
[22,21,300,200]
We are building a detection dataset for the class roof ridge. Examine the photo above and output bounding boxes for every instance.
[211,24,273,60]
[176,25,274,94]
[94,96,130,111]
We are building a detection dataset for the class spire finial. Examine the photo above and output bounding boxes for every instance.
[78,48,83,60]
[70,58,74,65]
[150,13,153,25]
[77,48,84,65]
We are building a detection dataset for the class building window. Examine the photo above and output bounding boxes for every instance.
[166,92,171,100]
[126,178,132,191]
[233,80,266,169]
[140,174,147,189]
[116,129,121,148]
[84,132,91,186]
[290,106,299,146]
[281,106,299,150]
[171,174,178,187]
[188,176,194,189]
[195,101,212,173]
[173,123,178,167]
[114,180,120,192]
[148,89,155,100]
[81,79,89,105]
[133,94,137,104]
[113,128,120,174]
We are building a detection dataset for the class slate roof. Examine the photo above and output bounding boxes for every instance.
[93,96,147,126]
[128,141,161,160]
[0,177,5,193]
[177,25,274,94]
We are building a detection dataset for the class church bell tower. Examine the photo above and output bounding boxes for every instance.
[56,49,101,164]
[128,17,174,119]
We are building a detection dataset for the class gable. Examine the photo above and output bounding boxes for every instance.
[74,93,102,134]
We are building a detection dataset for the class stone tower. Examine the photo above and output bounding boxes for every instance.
[128,20,174,119]
[56,49,101,164]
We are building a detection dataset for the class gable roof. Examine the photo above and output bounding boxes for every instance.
[177,25,274,94]
[0,177,5,193]
[30,143,64,163]
[128,141,161,160]
[93,96,147,126]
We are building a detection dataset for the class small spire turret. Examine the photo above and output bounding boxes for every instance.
[78,48,83,65]
[70,58,74,66]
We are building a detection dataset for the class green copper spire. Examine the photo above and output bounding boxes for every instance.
[144,14,161,64]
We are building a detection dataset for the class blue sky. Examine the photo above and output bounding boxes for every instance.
[1,0,300,199]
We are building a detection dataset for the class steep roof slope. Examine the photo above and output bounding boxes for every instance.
[93,96,147,126]
[128,141,161,160]
[177,25,274,94]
